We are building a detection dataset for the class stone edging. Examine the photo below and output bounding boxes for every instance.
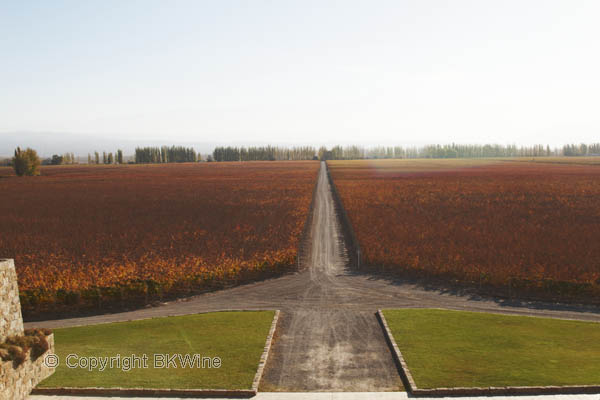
[31,310,281,398]
[376,310,417,391]
[252,309,280,391]
[376,309,600,397]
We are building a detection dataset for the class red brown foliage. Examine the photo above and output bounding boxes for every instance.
[0,162,318,316]
[329,160,600,302]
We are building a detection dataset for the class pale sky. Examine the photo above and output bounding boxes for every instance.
[1,0,599,152]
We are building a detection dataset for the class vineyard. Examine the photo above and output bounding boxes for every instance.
[0,161,319,317]
[329,159,600,303]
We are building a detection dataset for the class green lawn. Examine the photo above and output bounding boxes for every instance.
[39,311,275,390]
[383,308,600,389]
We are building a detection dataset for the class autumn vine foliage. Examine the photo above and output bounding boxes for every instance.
[0,161,319,317]
[329,159,600,303]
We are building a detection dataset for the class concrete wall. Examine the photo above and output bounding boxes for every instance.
[0,259,24,340]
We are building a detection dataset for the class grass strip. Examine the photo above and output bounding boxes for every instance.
[38,311,275,390]
[382,308,600,388]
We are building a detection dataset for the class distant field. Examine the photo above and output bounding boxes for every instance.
[39,311,274,389]
[383,308,600,388]
[0,162,318,316]
[500,156,600,165]
[329,159,600,302]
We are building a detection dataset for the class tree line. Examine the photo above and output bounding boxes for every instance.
[562,143,600,157]
[5,141,600,177]
[42,152,77,165]
[134,146,197,164]
[317,143,600,160]
[210,143,600,162]
[212,146,317,162]
[86,150,125,164]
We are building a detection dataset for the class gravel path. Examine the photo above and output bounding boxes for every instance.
[259,162,401,391]
[26,161,600,392]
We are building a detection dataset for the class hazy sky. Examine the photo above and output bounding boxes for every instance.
[1,0,599,150]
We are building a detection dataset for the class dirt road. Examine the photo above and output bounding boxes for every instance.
[27,161,600,391]
[260,163,402,391]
